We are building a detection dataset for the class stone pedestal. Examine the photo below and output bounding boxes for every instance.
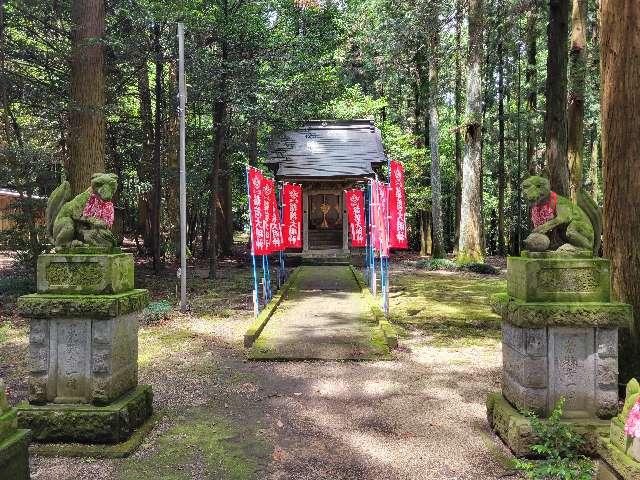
[16,251,153,447]
[487,253,633,456]
[0,382,30,480]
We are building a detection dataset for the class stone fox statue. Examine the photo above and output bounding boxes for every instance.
[522,175,602,256]
[46,173,118,249]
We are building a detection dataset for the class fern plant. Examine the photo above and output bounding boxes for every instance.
[513,397,595,480]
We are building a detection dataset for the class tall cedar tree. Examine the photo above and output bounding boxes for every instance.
[601,0,640,382]
[544,0,570,196]
[458,0,484,263]
[67,0,105,194]
[525,7,538,174]
[567,0,588,202]
[453,0,463,250]
[428,26,445,259]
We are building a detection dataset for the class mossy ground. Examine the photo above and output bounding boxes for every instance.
[386,270,506,347]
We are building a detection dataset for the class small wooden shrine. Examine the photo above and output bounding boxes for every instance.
[266,120,386,256]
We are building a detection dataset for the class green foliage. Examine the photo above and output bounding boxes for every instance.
[416,258,457,271]
[143,299,173,323]
[458,263,500,275]
[0,276,36,298]
[513,398,595,480]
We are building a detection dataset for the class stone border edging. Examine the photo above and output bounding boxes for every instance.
[243,267,302,348]
[348,265,398,349]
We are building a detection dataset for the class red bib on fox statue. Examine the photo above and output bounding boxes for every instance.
[82,192,115,228]
[531,191,557,228]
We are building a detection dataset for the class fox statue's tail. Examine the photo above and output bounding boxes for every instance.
[46,180,72,240]
[577,191,603,256]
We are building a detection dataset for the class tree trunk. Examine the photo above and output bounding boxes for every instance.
[567,0,588,202]
[419,209,432,257]
[428,29,444,258]
[165,60,180,259]
[220,142,233,256]
[589,127,599,202]
[208,97,226,278]
[136,49,154,252]
[151,22,163,272]
[545,0,570,196]
[67,0,105,195]
[458,0,484,263]
[454,0,463,252]
[526,7,538,174]
[497,38,506,255]
[601,0,640,382]
[0,0,10,147]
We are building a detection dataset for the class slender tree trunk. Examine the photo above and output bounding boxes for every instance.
[67,0,105,194]
[454,0,463,252]
[208,97,226,278]
[136,50,154,252]
[428,29,444,258]
[545,0,570,196]
[220,142,233,256]
[0,0,10,147]
[152,22,163,272]
[497,38,506,255]
[601,0,640,382]
[165,60,180,259]
[567,0,588,202]
[526,7,538,174]
[589,127,599,202]
[458,0,484,263]
[419,209,432,256]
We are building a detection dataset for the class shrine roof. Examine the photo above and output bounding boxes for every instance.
[266,120,387,179]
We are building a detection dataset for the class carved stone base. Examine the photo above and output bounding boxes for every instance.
[597,438,640,480]
[17,385,153,444]
[502,321,620,419]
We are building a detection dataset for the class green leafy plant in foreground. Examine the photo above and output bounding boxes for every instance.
[143,300,173,324]
[513,397,595,480]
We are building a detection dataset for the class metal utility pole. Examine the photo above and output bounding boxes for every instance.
[177,23,187,312]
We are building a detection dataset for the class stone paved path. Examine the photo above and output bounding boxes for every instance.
[249,265,388,360]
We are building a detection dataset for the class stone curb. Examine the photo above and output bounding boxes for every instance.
[243,267,302,348]
[348,265,398,349]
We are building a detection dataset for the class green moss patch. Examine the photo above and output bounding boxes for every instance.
[117,408,267,480]
[388,271,506,347]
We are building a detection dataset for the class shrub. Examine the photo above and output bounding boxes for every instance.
[458,262,500,275]
[416,258,457,271]
[513,397,595,480]
[0,276,35,297]
[143,300,173,323]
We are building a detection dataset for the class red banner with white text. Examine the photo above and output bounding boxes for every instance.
[371,180,390,257]
[262,177,285,252]
[282,183,303,248]
[248,167,269,255]
[345,189,366,247]
[389,160,408,249]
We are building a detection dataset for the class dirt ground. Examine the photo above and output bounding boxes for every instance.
[1,253,518,480]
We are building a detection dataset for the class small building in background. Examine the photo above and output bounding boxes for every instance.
[0,188,45,232]
[266,119,386,260]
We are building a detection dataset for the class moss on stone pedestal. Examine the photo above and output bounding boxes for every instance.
[17,384,153,444]
[18,289,149,318]
[507,256,611,303]
[37,253,134,295]
[0,381,30,480]
[598,439,640,480]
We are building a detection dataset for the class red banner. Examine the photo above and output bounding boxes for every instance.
[262,177,284,252]
[345,189,366,247]
[371,180,390,257]
[282,183,302,248]
[389,160,408,249]
[248,167,269,255]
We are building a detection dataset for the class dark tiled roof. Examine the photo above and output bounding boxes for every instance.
[267,120,386,179]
